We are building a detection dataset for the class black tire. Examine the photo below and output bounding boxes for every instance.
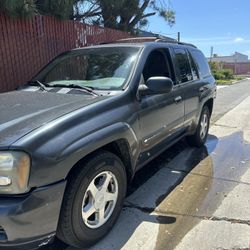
[57,150,127,248]
[187,105,210,147]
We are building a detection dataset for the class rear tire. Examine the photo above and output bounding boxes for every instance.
[57,150,127,248]
[187,105,210,147]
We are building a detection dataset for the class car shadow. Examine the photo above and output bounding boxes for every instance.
[40,135,219,250]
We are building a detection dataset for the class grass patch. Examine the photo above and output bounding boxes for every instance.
[209,62,246,85]
[216,79,234,85]
[216,77,246,85]
[234,77,244,81]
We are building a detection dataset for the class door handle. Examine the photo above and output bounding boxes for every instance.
[174,96,182,103]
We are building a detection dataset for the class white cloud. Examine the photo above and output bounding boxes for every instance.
[234,37,245,43]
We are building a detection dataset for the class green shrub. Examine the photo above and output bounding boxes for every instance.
[213,71,225,80]
[208,61,234,80]
[208,61,218,74]
[221,69,234,80]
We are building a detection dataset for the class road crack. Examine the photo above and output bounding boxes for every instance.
[213,124,238,129]
[123,203,250,226]
[205,216,250,226]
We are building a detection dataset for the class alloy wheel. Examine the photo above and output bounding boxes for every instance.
[81,171,118,229]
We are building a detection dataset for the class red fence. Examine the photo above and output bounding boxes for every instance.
[0,13,131,92]
[223,62,250,75]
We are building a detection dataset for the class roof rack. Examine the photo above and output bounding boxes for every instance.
[115,37,157,42]
[156,38,197,48]
[115,36,197,48]
[99,37,156,45]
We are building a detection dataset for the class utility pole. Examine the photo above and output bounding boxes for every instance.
[210,46,214,62]
[234,57,237,75]
[177,32,180,42]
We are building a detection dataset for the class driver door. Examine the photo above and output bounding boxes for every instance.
[137,48,185,163]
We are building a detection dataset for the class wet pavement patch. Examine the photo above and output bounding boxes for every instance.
[124,131,250,250]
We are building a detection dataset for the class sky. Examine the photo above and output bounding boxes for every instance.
[146,0,250,58]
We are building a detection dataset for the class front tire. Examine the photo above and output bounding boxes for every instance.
[187,105,210,147]
[57,150,127,248]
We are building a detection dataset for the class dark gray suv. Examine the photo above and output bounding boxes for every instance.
[0,38,216,249]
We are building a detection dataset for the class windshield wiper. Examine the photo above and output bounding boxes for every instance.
[27,80,49,91]
[50,83,100,96]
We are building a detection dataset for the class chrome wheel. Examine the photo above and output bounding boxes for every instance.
[200,113,208,139]
[82,171,118,229]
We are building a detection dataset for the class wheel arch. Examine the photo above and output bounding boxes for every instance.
[203,98,214,116]
[65,138,134,185]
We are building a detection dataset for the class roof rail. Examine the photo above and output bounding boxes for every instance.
[116,37,157,42]
[115,36,197,48]
[177,41,197,48]
[155,38,197,48]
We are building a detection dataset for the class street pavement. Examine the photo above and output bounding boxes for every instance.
[212,78,250,123]
[43,79,250,250]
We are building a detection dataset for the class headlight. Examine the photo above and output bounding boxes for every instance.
[0,151,30,194]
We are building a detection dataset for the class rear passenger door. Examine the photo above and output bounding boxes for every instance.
[172,47,201,129]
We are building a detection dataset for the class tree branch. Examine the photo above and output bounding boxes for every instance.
[128,0,151,28]
[141,12,156,18]
[73,11,102,20]
[140,0,151,13]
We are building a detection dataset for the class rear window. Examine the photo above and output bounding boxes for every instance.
[190,50,211,78]
[188,52,199,80]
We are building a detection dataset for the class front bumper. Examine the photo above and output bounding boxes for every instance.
[0,181,66,249]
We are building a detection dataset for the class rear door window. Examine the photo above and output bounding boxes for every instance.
[173,48,193,84]
[188,52,199,80]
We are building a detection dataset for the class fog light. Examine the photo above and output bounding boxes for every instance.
[0,176,12,186]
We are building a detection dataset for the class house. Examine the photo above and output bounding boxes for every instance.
[210,52,248,63]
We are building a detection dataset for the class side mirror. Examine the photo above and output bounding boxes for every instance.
[139,77,173,96]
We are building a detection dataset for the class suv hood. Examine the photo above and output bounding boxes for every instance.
[0,90,107,147]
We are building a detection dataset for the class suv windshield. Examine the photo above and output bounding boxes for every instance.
[33,47,140,90]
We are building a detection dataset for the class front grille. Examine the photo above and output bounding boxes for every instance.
[0,226,7,241]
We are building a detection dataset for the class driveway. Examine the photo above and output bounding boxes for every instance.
[43,80,250,250]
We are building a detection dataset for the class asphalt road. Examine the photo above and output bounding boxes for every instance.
[212,78,250,123]
[42,79,250,250]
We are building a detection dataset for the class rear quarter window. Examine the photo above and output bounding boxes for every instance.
[190,50,211,78]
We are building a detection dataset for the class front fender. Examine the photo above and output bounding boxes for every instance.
[60,122,139,173]
[14,122,139,188]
